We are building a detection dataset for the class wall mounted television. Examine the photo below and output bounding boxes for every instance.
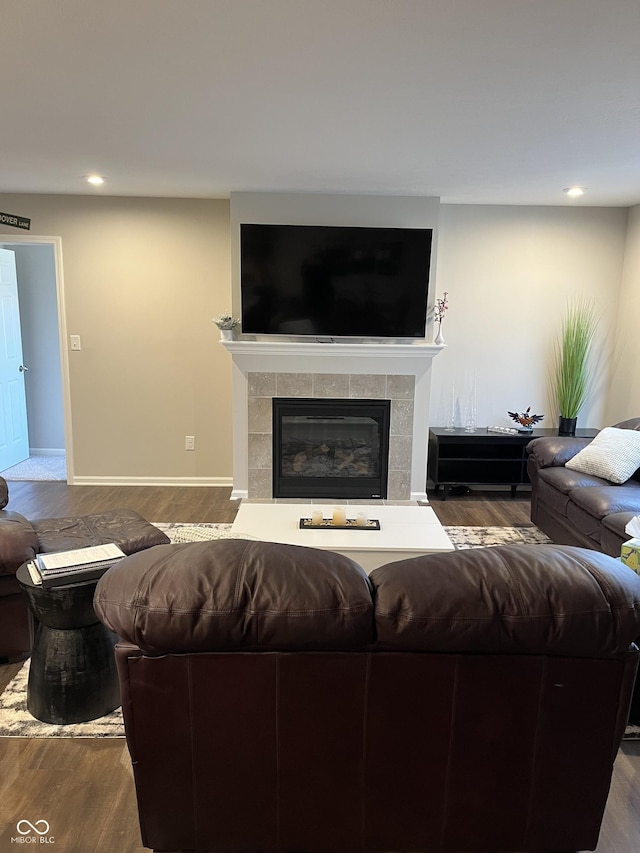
[240,223,433,339]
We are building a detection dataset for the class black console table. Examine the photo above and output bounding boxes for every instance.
[428,427,598,500]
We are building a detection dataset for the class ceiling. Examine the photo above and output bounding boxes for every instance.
[3,0,640,206]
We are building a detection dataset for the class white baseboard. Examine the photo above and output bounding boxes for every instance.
[70,475,234,487]
[29,448,66,456]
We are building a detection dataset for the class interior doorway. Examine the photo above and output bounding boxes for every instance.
[0,235,71,482]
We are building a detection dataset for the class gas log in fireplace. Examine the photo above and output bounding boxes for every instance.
[272,398,391,499]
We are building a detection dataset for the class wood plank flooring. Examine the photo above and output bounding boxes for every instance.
[3,481,240,524]
[1,484,639,852]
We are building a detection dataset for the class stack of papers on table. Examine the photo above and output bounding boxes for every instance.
[31,543,126,587]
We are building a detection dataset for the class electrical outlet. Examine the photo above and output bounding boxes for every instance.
[185,435,195,451]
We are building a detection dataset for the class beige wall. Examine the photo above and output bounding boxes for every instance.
[0,194,232,483]
[1,192,634,485]
[605,204,640,424]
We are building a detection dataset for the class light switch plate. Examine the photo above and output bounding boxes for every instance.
[70,335,81,351]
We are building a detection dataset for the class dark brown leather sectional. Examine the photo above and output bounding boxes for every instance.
[96,538,640,853]
[0,476,169,660]
[527,417,640,557]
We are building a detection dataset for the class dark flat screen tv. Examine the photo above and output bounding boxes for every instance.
[240,223,433,338]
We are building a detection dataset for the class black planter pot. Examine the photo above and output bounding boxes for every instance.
[558,416,577,437]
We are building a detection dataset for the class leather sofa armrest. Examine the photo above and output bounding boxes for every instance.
[0,510,39,576]
[0,477,8,510]
[526,435,592,469]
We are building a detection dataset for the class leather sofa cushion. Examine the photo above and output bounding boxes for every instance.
[0,478,8,510]
[0,511,38,576]
[95,539,374,653]
[33,508,169,555]
[614,417,640,431]
[538,466,610,494]
[565,502,607,546]
[526,436,593,468]
[568,484,640,520]
[602,511,637,538]
[371,544,640,657]
[0,571,23,596]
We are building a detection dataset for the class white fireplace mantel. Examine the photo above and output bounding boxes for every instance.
[221,338,444,501]
[222,339,444,360]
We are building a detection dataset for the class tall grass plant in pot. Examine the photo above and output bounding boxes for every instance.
[551,299,598,436]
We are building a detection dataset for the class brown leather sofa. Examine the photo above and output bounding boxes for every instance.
[527,417,640,558]
[95,538,640,853]
[0,476,169,661]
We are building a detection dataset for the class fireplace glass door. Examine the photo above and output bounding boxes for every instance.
[272,398,390,499]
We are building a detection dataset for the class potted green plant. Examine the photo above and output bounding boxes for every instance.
[551,298,598,436]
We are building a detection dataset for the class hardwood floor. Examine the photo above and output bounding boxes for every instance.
[426,487,534,527]
[1,483,639,852]
[3,480,240,524]
[2,480,533,526]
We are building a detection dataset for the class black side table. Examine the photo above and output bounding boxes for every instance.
[16,563,120,724]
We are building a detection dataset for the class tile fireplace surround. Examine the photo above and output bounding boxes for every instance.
[221,339,444,501]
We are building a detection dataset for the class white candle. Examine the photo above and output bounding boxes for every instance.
[332,506,347,526]
[356,512,368,527]
[311,510,324,526]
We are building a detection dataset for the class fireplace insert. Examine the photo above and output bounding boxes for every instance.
[272,398,391,499]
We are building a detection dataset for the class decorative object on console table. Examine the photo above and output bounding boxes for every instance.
[558,415,577,437]
[551,298,598,436]
[464,374,477,433]
[433,290,448,345]
[212,313,240,341]
[508,406,544,433]
[444,385,456,431]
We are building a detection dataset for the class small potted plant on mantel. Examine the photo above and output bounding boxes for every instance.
[551,298,598,436]
[213,314,240,341]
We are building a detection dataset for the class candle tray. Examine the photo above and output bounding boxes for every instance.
[299,518,381,531]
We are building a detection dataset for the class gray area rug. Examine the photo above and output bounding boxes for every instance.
[1,455,67,481]
[2,522,636,739]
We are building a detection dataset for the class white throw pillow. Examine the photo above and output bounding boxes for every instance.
[565,427,640,484]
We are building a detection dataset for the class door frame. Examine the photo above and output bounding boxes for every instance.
[0,234,73,482]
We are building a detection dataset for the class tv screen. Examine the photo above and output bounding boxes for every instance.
[240,223,433,338]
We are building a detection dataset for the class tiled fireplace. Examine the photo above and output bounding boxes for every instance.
[221,339,443,501]
[273,397,392,499]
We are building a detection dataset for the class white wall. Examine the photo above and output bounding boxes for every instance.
[431,205,628,432]
[605,204,640,424]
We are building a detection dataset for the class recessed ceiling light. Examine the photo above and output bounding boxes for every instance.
[563,186,586,198]
[86,175,105,186]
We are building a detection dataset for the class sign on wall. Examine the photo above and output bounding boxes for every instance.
[0,211,31,230]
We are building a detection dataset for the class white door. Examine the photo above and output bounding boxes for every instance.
[0,248,29,470]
